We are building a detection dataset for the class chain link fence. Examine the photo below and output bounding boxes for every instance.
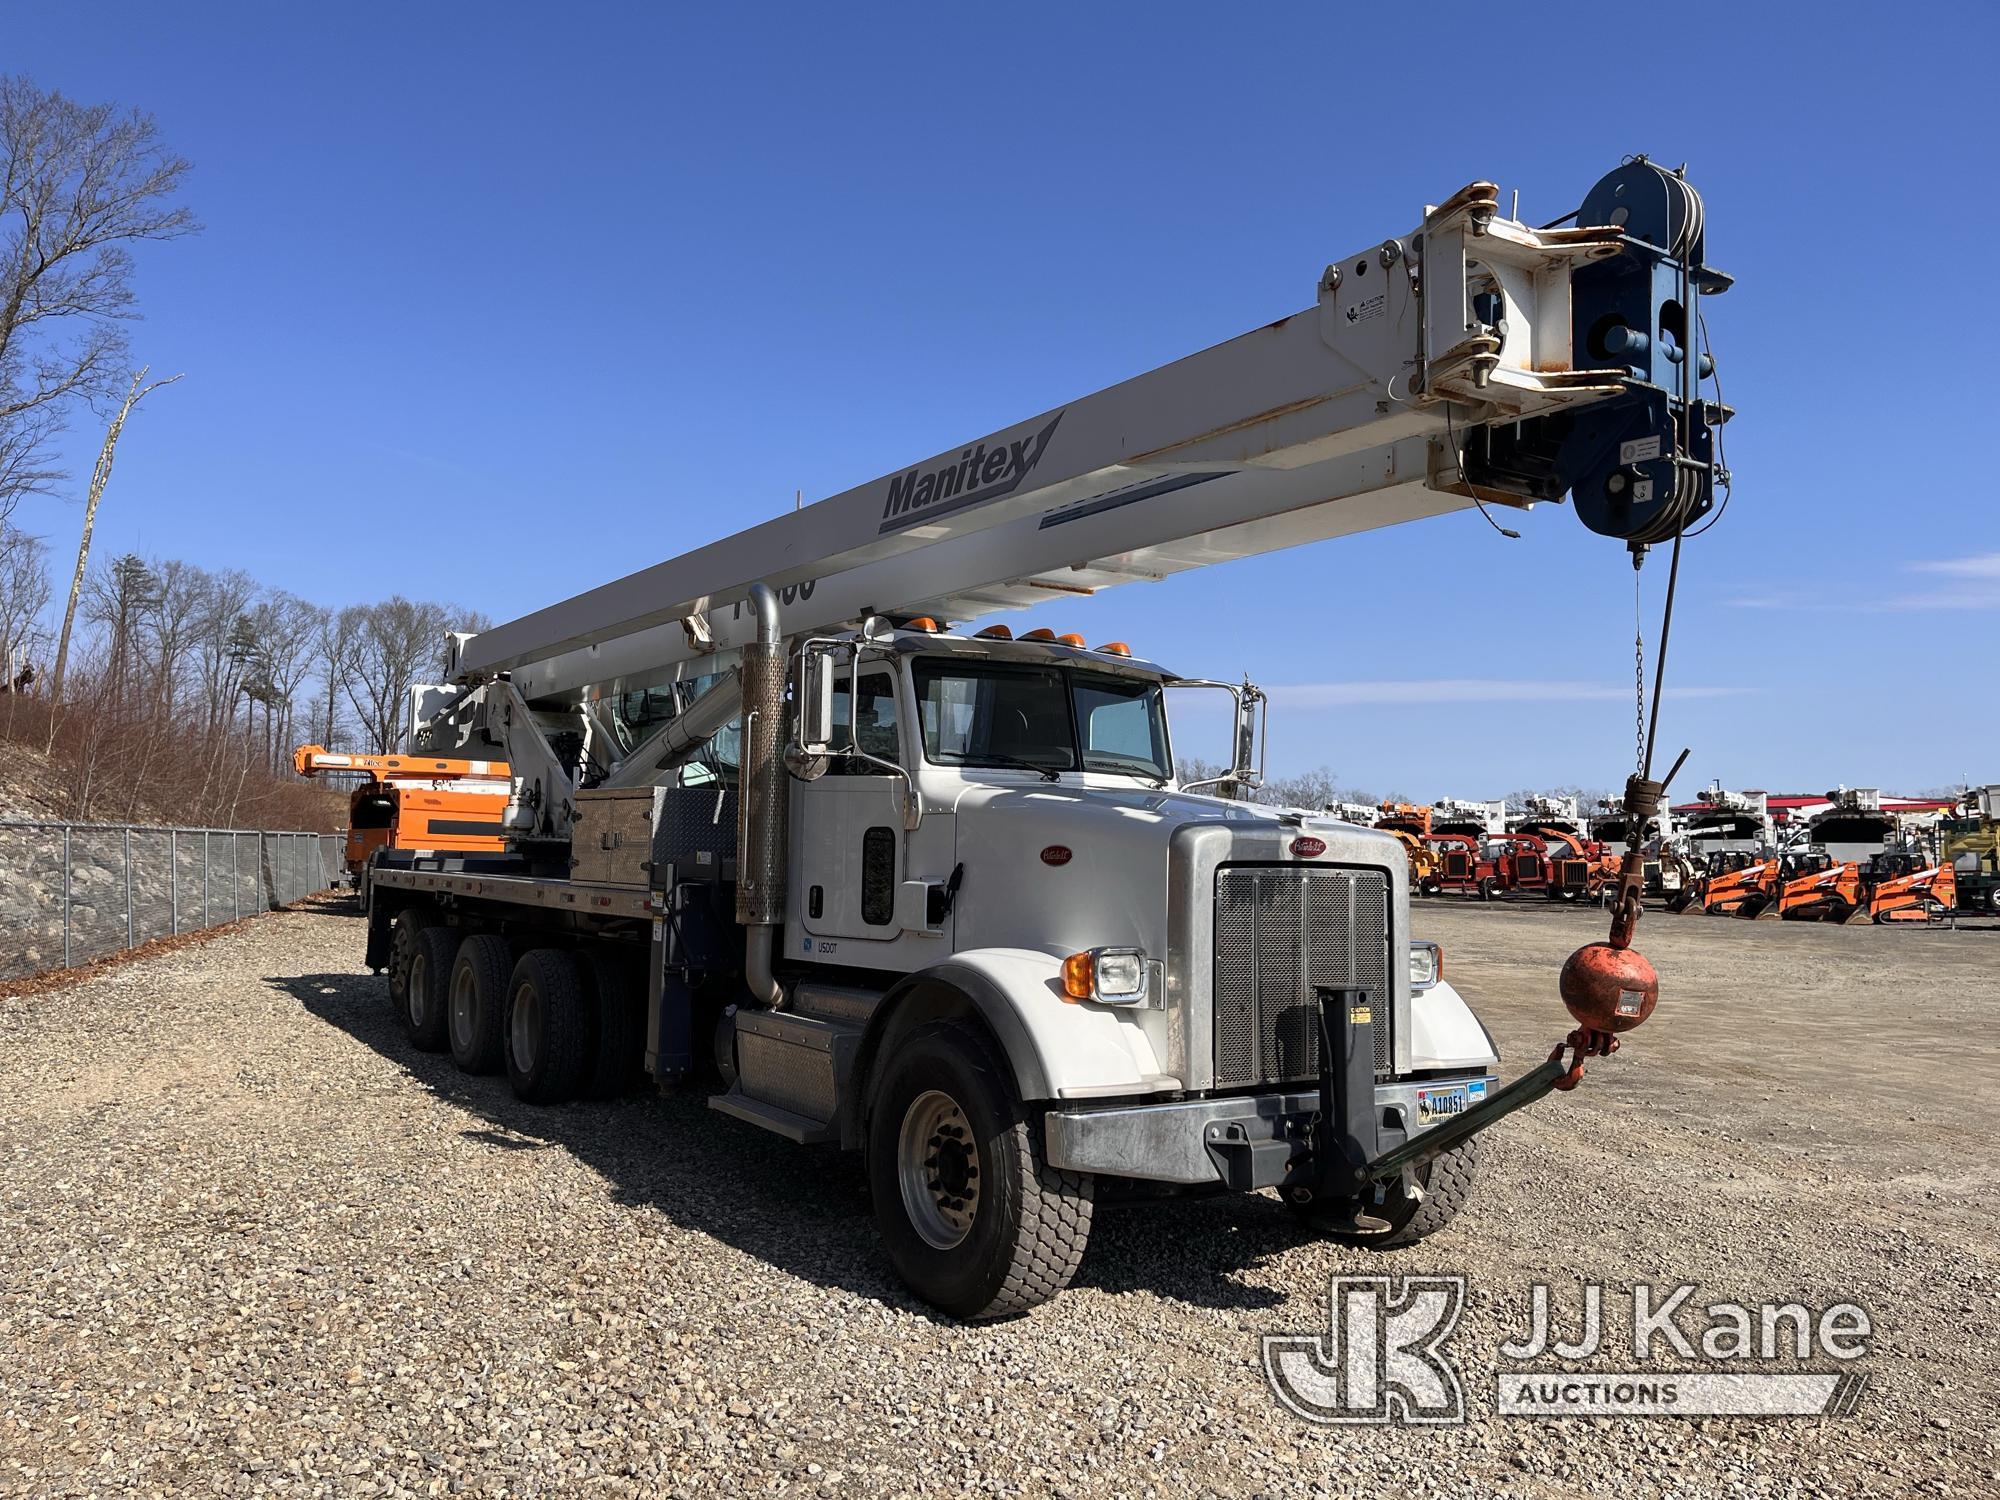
[0,822,346,981]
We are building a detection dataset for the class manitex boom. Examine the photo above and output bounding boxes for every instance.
[354,159,1729,1319]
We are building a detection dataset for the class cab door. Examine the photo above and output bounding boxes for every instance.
[798,665,909,942]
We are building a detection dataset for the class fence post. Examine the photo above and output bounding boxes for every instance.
[203,830,211,927]
[233,834,241,920]
[123,826,135,951]
[61,824,71,969]
[169,829,180,936]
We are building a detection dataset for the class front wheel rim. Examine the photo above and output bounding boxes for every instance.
[897,1090,980,1250]
[511,982,541,1073]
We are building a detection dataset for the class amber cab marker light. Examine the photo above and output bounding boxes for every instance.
[904,616,940,633]
[1055,632,1086,647]
[1097,642,1132,656]
[975,624,1013,640]
[1061,951,1094,1001]
[1021,627,1057,642]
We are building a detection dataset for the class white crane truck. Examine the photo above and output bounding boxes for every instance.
[360,160,1729,1318]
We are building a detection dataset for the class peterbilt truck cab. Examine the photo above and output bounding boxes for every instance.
[696,614,1498,1315]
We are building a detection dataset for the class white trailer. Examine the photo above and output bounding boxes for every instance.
[361,159,1729,1317]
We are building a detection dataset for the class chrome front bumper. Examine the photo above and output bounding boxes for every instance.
[1042,1077,1497,1188]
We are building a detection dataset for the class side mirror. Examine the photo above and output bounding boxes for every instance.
[797,645,837,755]
[1231,680,1266,794]
[1167,677,1267,800]
[787,643,838,782]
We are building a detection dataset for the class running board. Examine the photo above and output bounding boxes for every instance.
[709,1088,838,1145]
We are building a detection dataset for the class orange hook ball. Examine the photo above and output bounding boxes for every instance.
[1559,942,1659,1032]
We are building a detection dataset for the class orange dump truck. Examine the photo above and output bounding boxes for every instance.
[292,745,513,885]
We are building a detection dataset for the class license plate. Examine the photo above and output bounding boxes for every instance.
[1416,1085,1470,1125]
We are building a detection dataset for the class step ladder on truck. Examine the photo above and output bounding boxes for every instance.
[357,160,1731,1318]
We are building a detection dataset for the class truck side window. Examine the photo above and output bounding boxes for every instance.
[828,670,901,774]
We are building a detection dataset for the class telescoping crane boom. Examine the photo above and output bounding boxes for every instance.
[441,165,1724,710]
[367,158,1730,1320]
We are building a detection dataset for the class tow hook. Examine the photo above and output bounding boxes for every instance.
[1304,770,1674,1200]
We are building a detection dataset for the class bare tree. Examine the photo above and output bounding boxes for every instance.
[79,549,157,703]
[247,591,318,767]
[0,517,47,660]
[190,566,256,733]
[343,597,447,752]
[139,555,203,716]
[310,603,355,748]
[1,75,195,523]
[47,365,180,701]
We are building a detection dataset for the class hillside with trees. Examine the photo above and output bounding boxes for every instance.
[0,74,479,829]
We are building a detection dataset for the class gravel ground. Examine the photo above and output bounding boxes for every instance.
[1,897,1994,1498]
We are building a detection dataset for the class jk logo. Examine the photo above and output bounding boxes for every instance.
[1263,1275,1466,1425]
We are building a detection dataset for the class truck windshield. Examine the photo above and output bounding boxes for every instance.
[912,658,1170,781]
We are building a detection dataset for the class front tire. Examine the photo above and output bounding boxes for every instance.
[867,1021,1093,1320]
[1291,1135,1480,1248]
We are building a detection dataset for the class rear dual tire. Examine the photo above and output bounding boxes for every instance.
[388,909,436,1021]
[505,949,593,1104]
[402,924,459,1052]
[448,934,513,1074]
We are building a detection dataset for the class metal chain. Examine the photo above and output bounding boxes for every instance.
[1634,572,1647,775]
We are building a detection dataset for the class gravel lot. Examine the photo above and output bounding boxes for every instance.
[1,897,1993,1498]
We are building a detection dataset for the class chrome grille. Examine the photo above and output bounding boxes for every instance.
[1212,866,1392,1089]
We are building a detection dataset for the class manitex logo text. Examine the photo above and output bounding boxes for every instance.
[1263,1276,1872,1424]
[878,412,1063,533]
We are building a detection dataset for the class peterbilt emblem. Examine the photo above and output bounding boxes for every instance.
[1040,845,1073,866]
[1291,836,1327,858]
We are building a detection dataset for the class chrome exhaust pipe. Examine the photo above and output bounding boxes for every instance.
[736,581,786,1006]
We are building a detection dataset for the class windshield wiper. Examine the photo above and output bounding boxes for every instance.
[1086,755,1168,788]
[975,753,1063,782]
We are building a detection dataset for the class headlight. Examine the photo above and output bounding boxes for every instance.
[1409,940,1442,990]
[1061,946,1151,1005]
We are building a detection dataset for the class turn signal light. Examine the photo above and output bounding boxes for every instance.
[1061,951,1094,1001]
[975,624,1013,640]
[1097,642,1131,656]
[1021,627,1057,642]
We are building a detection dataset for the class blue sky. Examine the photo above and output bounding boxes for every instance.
[8,3,1994,796]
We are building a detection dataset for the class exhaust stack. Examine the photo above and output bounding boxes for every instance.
[736,582,787,1005]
